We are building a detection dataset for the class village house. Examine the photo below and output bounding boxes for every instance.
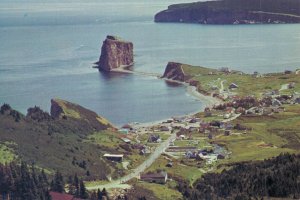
[272,99,282,107]
[121,137,131,144]
[148,134,161,143]
[294,97,300,104]
[284,70,293,74]
[185,151,198,159]
[204,107,212,117]
[229,83,238,89]
[103,154,124,162]
[140,171,168,184]
[224,130,231,136]
[118,128,129,134]
[166,162,173,167]
[288,82,296,89]
[160,125,171,132]
[220,67,231,73]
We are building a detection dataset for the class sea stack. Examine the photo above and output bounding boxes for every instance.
[97,35,134,71]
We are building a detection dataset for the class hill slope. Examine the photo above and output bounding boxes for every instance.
[0,100,118,180]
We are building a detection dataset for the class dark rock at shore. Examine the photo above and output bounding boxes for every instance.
[97,35,134,71]
[155,0,300,24]
[162,62,191,82]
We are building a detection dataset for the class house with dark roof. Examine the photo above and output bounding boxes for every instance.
[103,154,123,162]
[140,171,168,184]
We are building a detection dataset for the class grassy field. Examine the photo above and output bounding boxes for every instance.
[87,131,122,149]
[135,182,183,200]
[145,155,204,185]
[0,142,17,164]
[214,104,300,165]
[181,64,299,98]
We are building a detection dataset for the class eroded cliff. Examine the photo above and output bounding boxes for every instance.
[97,35,134,71]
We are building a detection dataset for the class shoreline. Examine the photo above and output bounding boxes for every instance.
[109,67,222,128]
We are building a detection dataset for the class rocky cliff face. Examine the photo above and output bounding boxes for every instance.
[155,0,300,24]
[162,62,191,82]
[97,35,134,71]
[51,98,115,130]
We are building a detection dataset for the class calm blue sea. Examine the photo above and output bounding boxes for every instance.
[0,0,300,125]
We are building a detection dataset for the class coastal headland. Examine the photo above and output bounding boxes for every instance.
[155,0,300,24]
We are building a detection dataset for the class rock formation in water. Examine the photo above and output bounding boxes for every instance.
[155,0,300,24]
[162,62,191,82]
[97,35,134,71]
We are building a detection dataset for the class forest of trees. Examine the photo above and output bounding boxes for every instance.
[177,153,300,199]
[0,162,111,200]
[0,162,50,200]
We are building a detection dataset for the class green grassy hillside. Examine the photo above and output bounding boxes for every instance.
[0,101,121,180]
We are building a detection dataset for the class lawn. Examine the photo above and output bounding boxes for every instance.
[0,142,17,164]
[213,105,300,164]
[87,130,122,148]
[136,182,183,200]
[145,155,203,185]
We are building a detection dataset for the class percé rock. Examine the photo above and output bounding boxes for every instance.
[155,0,300,24]
[162,62,191,82]
[97,35,134,71]
[51,98,115,130]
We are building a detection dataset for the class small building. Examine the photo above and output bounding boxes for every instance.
[122,124,133,130]
[272,99,282,107]
[118,128,129,134]
[50,192,83,200]
[178,134,186,140]
[294,97,300,104]
[229,83,238,89]
[148,134,161,143]
[103,154,123,162]
[284,70,293,74]
[288,82,296,89]
[160,126,171,132]
[204,107,212,117]
[220,67,231,73]
[140,171,168,184]
[217,154,225,159]
[121,137,131,144]
[224,130,231,136]
[166,162,173,167]
[223,113,231,119]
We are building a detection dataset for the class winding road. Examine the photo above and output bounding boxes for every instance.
[86,133,177,191]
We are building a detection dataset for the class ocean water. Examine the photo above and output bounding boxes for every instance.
[1,0,300,125]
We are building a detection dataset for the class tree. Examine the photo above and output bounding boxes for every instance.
[79,180,88,199]
[50,171,65,193]
[97,189,103,200]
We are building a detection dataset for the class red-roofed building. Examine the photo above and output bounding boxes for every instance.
[50,192,83,200]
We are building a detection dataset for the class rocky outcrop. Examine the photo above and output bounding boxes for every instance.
[97,35,134,71]
[162,62,191,82]
[155,0,300,24]
[51,98,115,130]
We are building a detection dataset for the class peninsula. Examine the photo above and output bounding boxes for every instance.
[155,0,300,24]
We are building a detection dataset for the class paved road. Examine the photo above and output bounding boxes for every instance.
[86,133,177,191]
